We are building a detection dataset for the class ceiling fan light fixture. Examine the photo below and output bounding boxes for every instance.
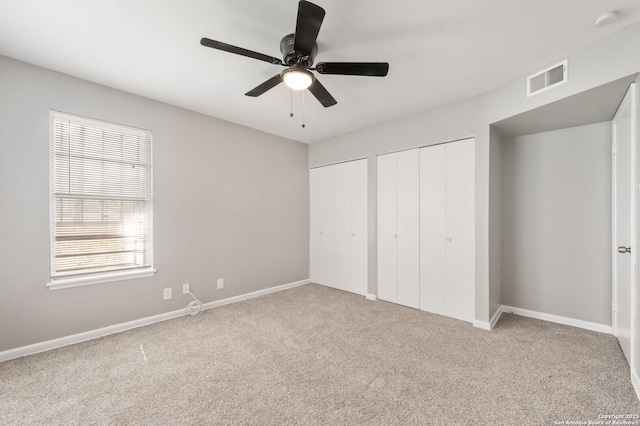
[201,1,386,107]
[282,68,314,91]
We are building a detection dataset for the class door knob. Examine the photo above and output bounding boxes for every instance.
[618,246,632,254]
[446,238,452,242]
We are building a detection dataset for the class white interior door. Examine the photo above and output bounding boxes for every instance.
[613,86,635,365]
[419,144,447,315]
[444,138,476,323]
[377,153,398,303]
[396,149,420,309]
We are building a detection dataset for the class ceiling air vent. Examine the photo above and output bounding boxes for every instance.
[527,60,567,97]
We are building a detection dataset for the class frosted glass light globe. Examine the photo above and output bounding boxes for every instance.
[283,69,313,90]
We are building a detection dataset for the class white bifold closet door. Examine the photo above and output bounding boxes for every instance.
[377,149,420,308]
[310,159,368,296]
[310,164,337,287]
[419,138,475,323]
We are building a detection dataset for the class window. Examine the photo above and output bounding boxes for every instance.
[48,111,154,290]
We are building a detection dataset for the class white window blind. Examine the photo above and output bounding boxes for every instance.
[49,111,153,287]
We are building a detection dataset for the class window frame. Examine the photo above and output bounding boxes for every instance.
[47,111,155,290]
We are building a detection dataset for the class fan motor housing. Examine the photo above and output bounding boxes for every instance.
[280,33,318,67]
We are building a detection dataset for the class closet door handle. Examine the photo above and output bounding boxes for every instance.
[446,238,452,242]
[618,246,631,254]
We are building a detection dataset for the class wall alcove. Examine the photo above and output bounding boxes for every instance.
[488,72,638,329]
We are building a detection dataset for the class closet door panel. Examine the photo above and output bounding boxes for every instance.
[419,145,447,315]
[377,153,397,303]
[310,165,337,287]
[350,159,368,296]
[445,138,475,322]
[396,149,420,309]
[309,167,322,285]
[335,162,353,292]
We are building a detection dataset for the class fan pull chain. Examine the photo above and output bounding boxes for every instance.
[287,88,307,129]
[301,90,306,128]
[289,87,293,118]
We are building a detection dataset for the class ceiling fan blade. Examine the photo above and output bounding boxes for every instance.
[308,78,337,107]
[316,62,389,77]
[245,74,283,97]
[293,1,325,57]
[201,38,283,65]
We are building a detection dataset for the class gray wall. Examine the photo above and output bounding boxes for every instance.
[0,56,309,352]
[500,122,612,325]
[489,128,503,319]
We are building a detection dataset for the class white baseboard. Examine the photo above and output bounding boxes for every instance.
[473,306,504,331]
[201,279,309,310]
[501,305,613,334]
[0,307,189,363]
[311,282,376,301]
[472,320,490,330]
[0,279,310,363]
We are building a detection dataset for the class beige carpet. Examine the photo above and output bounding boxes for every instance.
[1,283,638,425]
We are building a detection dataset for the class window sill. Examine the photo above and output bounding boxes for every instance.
[47,268,156,290]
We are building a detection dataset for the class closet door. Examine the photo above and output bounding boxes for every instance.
[419,144,447,315]
[377,153,398,303]
[350,159,368,296]
[445,138,475,322]
[335,162,353,292]
[377,149,420,308]
[334,159,368,296]
[419,138,475,323]
[309,165,337,287]
[396,150,420,308]
[310,159,368,295]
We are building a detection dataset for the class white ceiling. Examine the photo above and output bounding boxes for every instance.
[0,1,638,144]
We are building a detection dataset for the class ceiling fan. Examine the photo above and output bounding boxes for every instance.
[200,0,389,108]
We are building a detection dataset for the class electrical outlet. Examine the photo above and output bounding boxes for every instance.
[183,283,190,295]
[217,278,224,289]
[163,288,172,300]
